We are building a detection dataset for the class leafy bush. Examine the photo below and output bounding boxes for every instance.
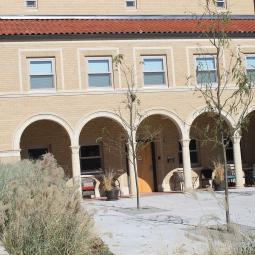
[0,154,112,255]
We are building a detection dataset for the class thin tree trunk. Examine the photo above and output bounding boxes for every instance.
[132,143,140,209]
[129,91,140,209]
[222,134,231,231]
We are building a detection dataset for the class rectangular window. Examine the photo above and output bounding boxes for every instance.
[246,56,255,83]
[80,145,103,175]
[196,56,217,85]
[225,138,234,163]
[216,0,226,8]
[87,58,112,88]
[28,148,48,160]
[143,56,166,87]
[126,0,136,8]
[26,0,37,8]
[178,140,198,165]
[29,58,55,90]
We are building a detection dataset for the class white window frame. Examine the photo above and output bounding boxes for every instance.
[216,0,226,8]
[125,0,137,8]
[142,56,168,88]
[86,57,113,90]
[25,0,38,8]
[245,55,255,84]
[80,144,103,175]
[28,58,56,91]
[195,55,217,87]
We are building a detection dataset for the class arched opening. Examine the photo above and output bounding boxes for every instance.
[136,114,182,192]
[78,117,129,195]
[241,111,255,186]
[190,112,233,188]
[20,120,72,177]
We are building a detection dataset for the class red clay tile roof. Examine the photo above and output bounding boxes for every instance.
[0,18,255,36]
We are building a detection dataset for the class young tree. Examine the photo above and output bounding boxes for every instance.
[100,54,160,209]
[191,0,254,231]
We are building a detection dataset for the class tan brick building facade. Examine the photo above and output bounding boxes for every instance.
[1,0,255,195]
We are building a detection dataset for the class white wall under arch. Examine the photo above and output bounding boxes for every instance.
[135,107,186,139]
[13,113,75,151]
[74,110,128,146]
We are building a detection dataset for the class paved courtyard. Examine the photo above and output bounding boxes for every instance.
[83,188,255,255]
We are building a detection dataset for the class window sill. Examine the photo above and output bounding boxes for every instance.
[142,85,168,89]
[28,88,56,94]
[195,83,218,89]
[87,87,114,92]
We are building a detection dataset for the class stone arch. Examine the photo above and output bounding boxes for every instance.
[13,113,75,151]
[76,110,129,196]
[134,108,186,192]
[186,106,236,135]
[74,110,128,146]
[135,108,186,139]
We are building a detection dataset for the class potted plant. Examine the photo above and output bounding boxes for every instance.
[101,169,121,201]
[212,162,225,191]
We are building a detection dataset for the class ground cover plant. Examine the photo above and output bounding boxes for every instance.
[0,154,113,255]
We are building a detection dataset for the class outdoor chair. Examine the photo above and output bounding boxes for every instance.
[172,170,184,191]
[81,177,96,198]
[227,164,236,187]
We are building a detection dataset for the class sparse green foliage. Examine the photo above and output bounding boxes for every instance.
[112,54,161,209]
[191,0,255,231]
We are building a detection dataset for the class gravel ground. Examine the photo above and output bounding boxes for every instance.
[83,188,255,255]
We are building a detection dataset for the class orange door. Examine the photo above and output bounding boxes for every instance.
[137,143,154,193]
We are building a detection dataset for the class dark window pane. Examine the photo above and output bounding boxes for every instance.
[190,152,198,164]
[197,71,217,84]
[216,1,225,7]
[189,140,197,150]
[28,148,48,160]
[228,140,233,149]
[226,149,233,163]
[247,70,255,83]
[88,74,111,87]
[30,75,54,89]
[126,1,135,7]
[144,72,165,85]
[178,152,183,165]
[80,158,102,173]
[80,145,100,157]
[26,0,37,7]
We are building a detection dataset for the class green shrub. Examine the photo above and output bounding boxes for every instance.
[0,154,112,255]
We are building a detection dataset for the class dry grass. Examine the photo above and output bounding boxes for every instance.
[0,154,112,255]
[205,224,255,255]
[212,161,225,185]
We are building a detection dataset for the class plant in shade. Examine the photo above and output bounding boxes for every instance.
[100,169,123,200]
[212,161,225,190]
